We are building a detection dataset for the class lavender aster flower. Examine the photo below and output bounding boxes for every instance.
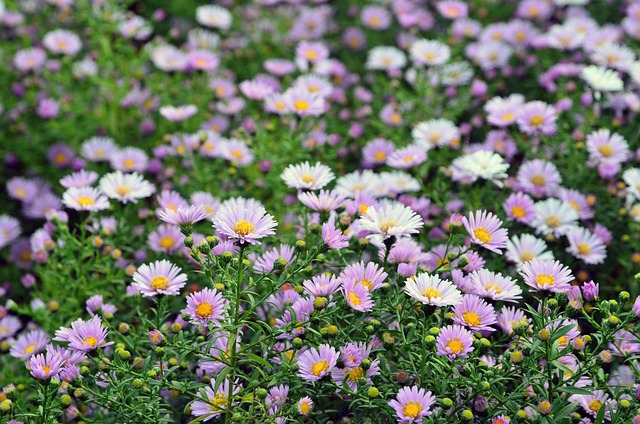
[132,260,187,297]
[212,199,277,245]
[297,344,339,382]
[388,386,436,423]
[436,324,474,359]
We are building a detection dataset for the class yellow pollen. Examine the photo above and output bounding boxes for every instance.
[485,283,503,294]
[446,339,464,354]
[536,273,555,287]
[373,151,386,161]
[545,215,561,228]
[531,175,545,186]
[403,402,422,419]
[369,16,380,26]
[215,87,226,96]
[463,311,482,326]
[428,132,441,143]
[301,173,315,184]
[421,287,441,300]
[159,236,175,250]
[589,399,603,412]
[348,292,362,306]
[501,112,514,121]
[379,219,397,234]
[233,220,254,236]
[123,159,136,168]
[194,58,208,68]
[558,335,569,347]
[516,32,525,41]
[597,144,613,157]
[390,113,401,123]
[306,50,317,60]
[359,204,369,215]
[359,279,372,291]
[42,364,51,375]
[473,227,492,244]
[299,401,311,414]
[577,242,591,255]
[347,366,364,382]
[209,394,227,411]
[230,149,244,159]
[116,185,131,196]
[520,252,534,262]
[83,336,98,348]
[76,196,95,207]
[311,360,329,376]
[568,200,581,211]
[511,206,526,218]
[424,51,436,60]
[529,115,543,126]
[15,187,26,198]
[294,100,309,111]
[151,275,169,291]
[55,153,67,164]
[56,40,68,49]
[195,302,214,318]
[23,344,36,354]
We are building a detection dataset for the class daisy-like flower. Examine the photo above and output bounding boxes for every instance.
[322,220,349,250]
[54,315,113,352]
[0,316,22,340]
[132,260,188,297]
[450,150,510,185]
[340,261,387,292]
[516,101,557,135]
[220,139,254,167]
[81,137,117,162]
[159,205,208,225]
[195,5,232,30]
[436,325,474,359]
[298,189,345,212]
[10,329,50,360]
[485,94,525,127]
[282,87,325,117]
[253,244,295,273]
[60,170,99,189]
[342,279,374,312]
[366,46,407,71]
[386,145,427,169]
[468,268,522,302]
[212,200,277,245]
[190,378,240,422]
[297,344,339,382]
[452,294,498,332]
[623,168,640,200]
[531,198,579,237]
[62,187,110,212]
[520,258,574,293]
[581,65,623,92]
[281,162,334,190]
[388,386,436,423]
[297,397,313,416]
[182,288,227,326]
[100,171,156,203]
[148,224,185,254]
[437,1,468,19]
[573,390,615,420]
[404,273,462,307]
[516,159,562,197]
[409,39,451,66]
[43,29,82,56]
[0,215,21,249]
[586,129,629,167]
[159,105,198,122]
[462,210,508,254]
[14,47,47,72]
[503,192,535,224]
[566,227,607,264]
[497,305,528,335]
[303,274,342,298]
[412,119,459,151]
[359,202,423,240]
[110,147,148,173]
[27,350,65,380]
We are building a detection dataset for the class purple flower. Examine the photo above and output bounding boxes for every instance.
[436,325,474,359]
[27,350,65,380]
[212,198,277,245]
[452,294,498,332]
[519,258,574,293]
[388,386,436,423]
[462,210,508,254]
[322,220,349,249]
[9,329,50,360]
[132,260,187,297]
[159,204,208,225]
[54,315,113,352]
[182,288,227,326]
[297,344,339,382]
[190,378,240,422]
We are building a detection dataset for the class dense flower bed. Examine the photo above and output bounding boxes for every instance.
[2,0,640,423]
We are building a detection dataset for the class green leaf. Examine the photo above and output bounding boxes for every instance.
[556,386,593,395]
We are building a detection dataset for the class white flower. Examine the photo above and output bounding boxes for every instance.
[359,201,423,239]
[404,274,462,307]
[581,65,623,92]
[412,119,459,150]
[409,39,450,66]
[366,46,407,70]
[623,168,640,200]
[280,161,335,190]
[99,171,156,204]
[450,150,509,185]
[506,234,554,269]
[531,199,579,237]
[195,5,232,30]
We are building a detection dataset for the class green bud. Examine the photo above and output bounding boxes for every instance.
[183,237,194,248]
[367,387,379,398]
[609,299,618,307]
[361,359,371,370]
[480,381,490,391]
[147,370,157,378]
[457,256,469,268]
[548,298,558,308]
[0,399,12,412]
[197,240,211,254]
[425,335,436,344]
[461,409,473,420]
[620,291,630,302]
[429,327,440,335]
[608,315,620,325]
[539,329,551,341]
[442,398,453,408]
[314,297,327,310]
[292,338,303,349]
[295,240,306,252]
[118,323,130,334]
[61,394,72,406]
[207,236,220,248]
[256,388,268,399]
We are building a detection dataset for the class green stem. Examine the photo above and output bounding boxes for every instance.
[226,244,245,422]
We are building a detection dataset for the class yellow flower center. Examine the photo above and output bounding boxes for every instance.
[301,173,315,184]
[485,283,503,294]
[373,151,386,161]
[520,252,534,263]
[151,275,169,291]
[501,112,514,122]
[529,115,543,126]
[348,292,362,306]
[473,227,492,244]
[536,273,554,287]
[83,336,98,348]
[511,206,526,218]
[123,159,136,168]
[55,153,67,164]
[369,16,380,26]
[403,402,422,419]
[577,242,591,255]
[311,360,329,376]
[234,220,254,236]
[347,366,364,382]
[77,196,95,207]
[209,394,227,411]
[196,302,213,318]
[306,50,317,60]
[568,200,581,211]
[446,338,464,354]
[545,215,561,228]
[598,144,613,157]
[428,132,441,143]
[15,187,26,198]
[359,279,372,291]
[379,219,397,234]
[463,311,482,327]
[299,401,311,414]
[589,399,602,412]
[159,236,175,250]
[23,344,36,354]
[390,113,401,123]
[42,364,51,376]
[421,287,441,300]
[230,149,244,159]
[294,100,309,111]
[531,175,545,186]
[116,185,131,196]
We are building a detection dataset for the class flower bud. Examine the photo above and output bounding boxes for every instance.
[367,387,379,398]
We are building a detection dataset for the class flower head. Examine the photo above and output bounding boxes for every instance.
[462,210,508,254]
[388,386,436,423]
[436,324,474,359]
[132,260,187,297]
[212,199,277,245]
[404,273,462,307]
[54,316,113,352]
[182,288,227,326]
[297,344,339,382]
[520,258,574,293]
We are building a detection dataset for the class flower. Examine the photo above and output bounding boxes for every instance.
[297,397,313,415]
[9,329,50,360]
[582,280,599,301]
[303,274,342,298]
[503,192,535,224]
[342,279,374,312]
[159,104,198,122]
[0,215,21,249]
[43,29,81,55]
[159,205,209,225]
[62,187,110,211]
[450,150,510,185]
[100,171,156,203]
[54,316,113,352]
[409,39,451,66]
[388,386,436,423]
[516,101,557,136]
[531,199,579,237]
[462,210,508,254]
[340,261,387,292]
[436,324,474,359]
[190,378,240,422]
[81,137,117,162]
[359,202,423,240]
[297,344,339,382]
[516,159,562,197]
[581,65,623,91]
[195,5,232,30]
[412,119,459,151]
[182,288,227,326]
[566,227,607,264]
[506,234,554,268]
[452,294,498,332]
[281,162,335,190]
[322,220,349,249]
[404,273,462,307]
[132,260,188,297]
[468,268,522,302]
[212,199,277,245]
[27,350,65,380]
[148,224,185,254]
[520,258,574,293]
[586,129,629,167]
[366,46,407,70]
[282,87,325,117]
